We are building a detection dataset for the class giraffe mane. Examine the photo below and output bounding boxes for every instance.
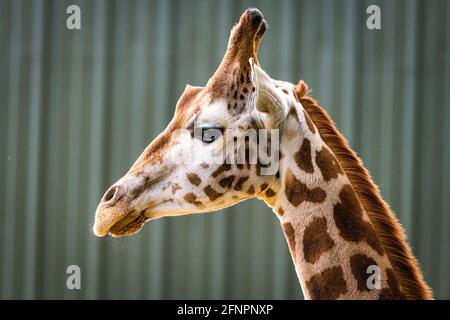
[294,80,433,300]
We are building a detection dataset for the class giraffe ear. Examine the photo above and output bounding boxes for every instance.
[249,58,289,129]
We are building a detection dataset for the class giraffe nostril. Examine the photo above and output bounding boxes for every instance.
[104,186,117,202]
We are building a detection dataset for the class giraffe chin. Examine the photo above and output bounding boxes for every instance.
[108,211,147,238]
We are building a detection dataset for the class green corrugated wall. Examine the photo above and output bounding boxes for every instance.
[0,0,449,299]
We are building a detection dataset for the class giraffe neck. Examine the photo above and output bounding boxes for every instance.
[259,93,405,299]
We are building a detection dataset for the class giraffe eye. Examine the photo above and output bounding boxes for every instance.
[194,127,224,143]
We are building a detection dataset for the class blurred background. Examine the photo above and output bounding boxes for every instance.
[0,0,449,299]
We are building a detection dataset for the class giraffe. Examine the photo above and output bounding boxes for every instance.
[93,8,432,300]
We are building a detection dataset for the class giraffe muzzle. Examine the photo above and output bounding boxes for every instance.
[93,181,145,237]
[93,170,170,237]
[243,7,266,29]
[93,205,148,238]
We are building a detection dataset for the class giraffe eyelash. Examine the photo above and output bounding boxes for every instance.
[193,126,225,143]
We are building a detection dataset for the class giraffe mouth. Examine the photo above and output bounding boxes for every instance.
[95,199,172,237]
[108,210,147,237]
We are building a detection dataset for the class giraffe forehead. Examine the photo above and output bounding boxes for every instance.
[195,99,232,125]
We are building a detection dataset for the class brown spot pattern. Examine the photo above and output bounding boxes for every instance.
[277,207,285,216]
[200,162,209,169]
[247,185,255,195]
[306,266,348,300]
[187,173,201,186]
[315,146,343,181]
[211,163,231,178]
[129,175,164,200]
[265,188,276,198]
[183,193,203,207]
[171,183,181,195]
[219,175,235,189]
[333,185,384,255]
[350,253,378,292]
[303,217,335,264]
[203,185,223,201]
[284,169,326,207]
[294,138,314,173]
[282,222,296,260]
[234,176,249,191]
[378,268,406,300]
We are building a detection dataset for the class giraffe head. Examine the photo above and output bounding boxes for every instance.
[93,8,295,237]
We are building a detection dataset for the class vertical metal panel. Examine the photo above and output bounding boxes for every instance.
[2,0,22,298]
[23,0,44,300]
[439,0,450,298]
[398,0,417,235]
[0,0,449,299]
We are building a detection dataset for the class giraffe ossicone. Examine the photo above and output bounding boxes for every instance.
[92,8,432,300]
